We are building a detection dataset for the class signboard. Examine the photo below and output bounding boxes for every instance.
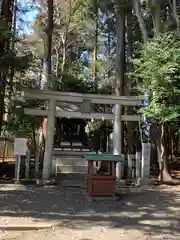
[14,138,28,156]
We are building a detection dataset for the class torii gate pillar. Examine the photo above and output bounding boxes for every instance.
[113,104,122,179]
[42,99,56,180]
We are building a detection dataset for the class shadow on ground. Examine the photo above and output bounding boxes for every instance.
[0,185,179,239]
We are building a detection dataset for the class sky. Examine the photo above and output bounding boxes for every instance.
[19,0,38,35]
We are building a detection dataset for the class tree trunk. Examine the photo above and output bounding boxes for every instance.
[0,76,5,133]
[0,0,14,133]
[168,125,173,160]
[126,5,135,154]
[7,0,17,123]
[156,123,172,182]
[59,0,72,86]
[43,0,53,89]
[31,124,37,154]
[151,3,161,37]
[54,38,61,75]
[115,7,125,153]
[133,0,148,43]
[42,0,53,179]
[61,36,67,75]
[172,0,180,30]
[92,0,98,91]
[9,0,17,93]
[107,21,111,78]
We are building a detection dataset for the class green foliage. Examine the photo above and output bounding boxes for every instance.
[85,120,112,136]
[0,17,37,136]
[0,21,32,72]
[6,98,43,137]
[85,120,112,150]
[0,53,33,72]
[61,75,90,92]
[133,31,180,122]
[46,72,95,92]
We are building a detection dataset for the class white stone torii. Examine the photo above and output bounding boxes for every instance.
[23,89,144,180]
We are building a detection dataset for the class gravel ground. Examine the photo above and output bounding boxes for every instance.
[0,184,179,240]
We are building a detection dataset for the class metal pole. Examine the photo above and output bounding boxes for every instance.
[113,104,122,179]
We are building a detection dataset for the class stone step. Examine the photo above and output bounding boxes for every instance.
[56,172,87,182]
[55,157,88,167]
[61,179,87,188]
[53,155,88,176]
[53,150,95,157]
[56,165,88,174]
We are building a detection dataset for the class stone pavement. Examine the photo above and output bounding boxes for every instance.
[0,184,179,239]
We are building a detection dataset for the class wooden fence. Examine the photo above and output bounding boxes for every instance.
[0,137,14,161]
[127,152,141,179]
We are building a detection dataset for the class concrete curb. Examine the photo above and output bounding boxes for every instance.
[116,184,169,194]
[0,184,27,191]
[0,224,53,231]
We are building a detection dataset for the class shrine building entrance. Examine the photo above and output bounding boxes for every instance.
[54,118,88,150]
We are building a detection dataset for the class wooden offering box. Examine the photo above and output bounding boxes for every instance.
[84,153,124,197]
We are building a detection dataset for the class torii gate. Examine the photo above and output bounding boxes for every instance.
[23,89,144,180]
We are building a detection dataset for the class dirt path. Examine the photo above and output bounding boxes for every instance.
[0,185,179,240]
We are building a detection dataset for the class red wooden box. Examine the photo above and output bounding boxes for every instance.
[84,154,124,197]
[87,175,116,196]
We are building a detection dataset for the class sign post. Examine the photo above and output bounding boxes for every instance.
[14,138,27,183]
[16,155,21,184]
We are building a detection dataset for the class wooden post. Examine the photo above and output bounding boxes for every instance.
[92,161,96,175]
[112,161,115,176]
[128,154,133,179]
[16,155,21,184]
[136,152,141,178]
[35,149,40,178]
[132,156,136,179]
[14,156,18,179]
